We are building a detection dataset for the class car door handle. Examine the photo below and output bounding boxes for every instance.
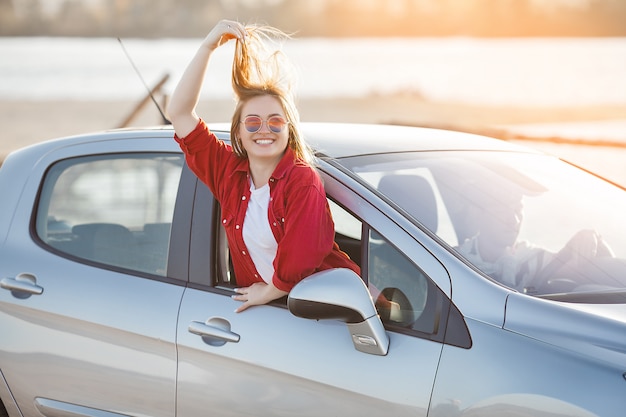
[1,273,44,296]
[188,317,240,345]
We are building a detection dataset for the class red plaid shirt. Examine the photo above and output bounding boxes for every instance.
[175,120,360,291]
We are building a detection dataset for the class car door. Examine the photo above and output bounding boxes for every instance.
[0,139,190,417]
[175,170,467,416]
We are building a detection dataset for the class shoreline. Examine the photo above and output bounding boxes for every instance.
[2,96,626,185]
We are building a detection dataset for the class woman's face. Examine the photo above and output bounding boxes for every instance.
[238,95,289,164]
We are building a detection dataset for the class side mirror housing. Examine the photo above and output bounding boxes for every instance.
[288,268,389,356]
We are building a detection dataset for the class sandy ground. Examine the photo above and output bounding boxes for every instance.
[2,95,626,185]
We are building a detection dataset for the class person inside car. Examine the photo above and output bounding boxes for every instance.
[168,20,360,312]
[456,186,613,293]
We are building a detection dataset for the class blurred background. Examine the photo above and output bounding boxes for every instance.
[2,0,626,38]
[1,0,625,185]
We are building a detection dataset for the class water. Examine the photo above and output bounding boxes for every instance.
[1,36,625,106]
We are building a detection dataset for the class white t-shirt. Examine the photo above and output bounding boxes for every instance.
[242,181,278,284]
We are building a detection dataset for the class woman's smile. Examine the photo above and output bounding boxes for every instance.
[254,138,275,145]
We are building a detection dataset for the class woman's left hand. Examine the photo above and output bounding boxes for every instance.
[233,282,288,313]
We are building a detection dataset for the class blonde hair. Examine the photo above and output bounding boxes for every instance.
[229,24,314,165]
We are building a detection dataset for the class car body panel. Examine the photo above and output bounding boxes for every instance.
[430,316,625,416]
[176,288,438,416]
[1,213,182,416]
[504,292,626,368]
[303,122,534,157]
[1,123,625,416]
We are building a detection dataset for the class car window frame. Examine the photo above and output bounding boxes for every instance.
[327,195,470,347]
[320,163,470,348]
[30,151,192,285]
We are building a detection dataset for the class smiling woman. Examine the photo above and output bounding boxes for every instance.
[167,19,360,313]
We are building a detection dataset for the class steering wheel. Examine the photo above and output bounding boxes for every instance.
[532,230,615,295]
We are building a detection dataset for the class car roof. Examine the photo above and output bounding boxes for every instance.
[5,122,537,166]
[296,122,533,158]
[208,122,536,159]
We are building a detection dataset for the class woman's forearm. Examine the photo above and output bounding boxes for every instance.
[168,42,214,137]
[169,20,244,138]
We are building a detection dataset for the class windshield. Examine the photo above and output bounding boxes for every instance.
[341,150,626,298]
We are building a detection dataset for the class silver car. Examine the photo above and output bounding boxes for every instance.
[1,123,625,417]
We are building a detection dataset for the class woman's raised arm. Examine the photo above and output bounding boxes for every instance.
[168,20,245,138]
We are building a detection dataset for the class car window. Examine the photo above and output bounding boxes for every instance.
[329,200,443,336]
[330,199,363,266]
[342,150,626,299]
[358,168,458,245]
[35,153,184,276]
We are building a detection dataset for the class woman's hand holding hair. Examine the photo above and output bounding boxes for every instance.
[203,19,246,51]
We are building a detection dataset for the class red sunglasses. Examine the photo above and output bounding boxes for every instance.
[241,116,289,133]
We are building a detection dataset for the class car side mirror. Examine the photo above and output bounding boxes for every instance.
[288,268,389,356]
